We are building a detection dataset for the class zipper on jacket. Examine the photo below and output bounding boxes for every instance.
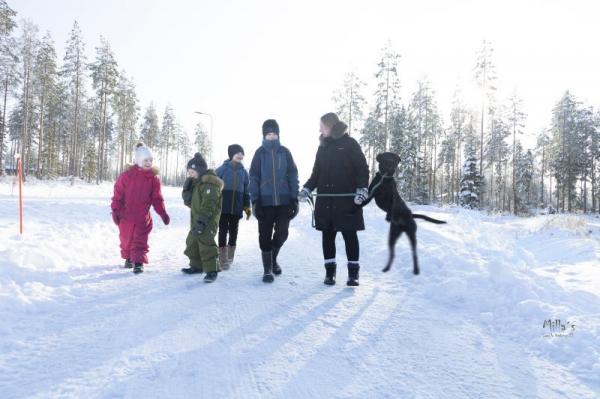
[272,148,278,206]
[231,168,238,214]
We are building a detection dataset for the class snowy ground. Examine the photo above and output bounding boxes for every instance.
[1,178,599,398]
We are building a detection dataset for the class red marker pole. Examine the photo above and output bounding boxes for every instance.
[17,155,23,235]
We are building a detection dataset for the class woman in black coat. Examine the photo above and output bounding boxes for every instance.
[299,113,370,286]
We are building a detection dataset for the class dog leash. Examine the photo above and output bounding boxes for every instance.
[303,174,391,228]
[311,193,355,197]
[306,195,355,228]
[307,196,317,228]
[308,174,390,199]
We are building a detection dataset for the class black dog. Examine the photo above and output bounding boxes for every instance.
[360,152,446,275]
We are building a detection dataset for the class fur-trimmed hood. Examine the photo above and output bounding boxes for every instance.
[319,121,348,146]
[124,163,160,176]
[200,170,225,191]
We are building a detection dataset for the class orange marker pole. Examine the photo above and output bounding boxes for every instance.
[17,156,23,235]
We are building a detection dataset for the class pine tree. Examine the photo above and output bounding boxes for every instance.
[139,103,159,148]
[592,111,600,213]
[577,105,596,212]
[33,31,57,177]
[415,154,430,204]
[0,0,17,175]
[359,114,384,178]
[194,121,211,160]
[16,19,39,179]
[523,149,534,208]
[438,131,456,203]
[7,102,21,168]
[514,142,534,214]
[549,91,585,212]
[160,104,176,182]
[409,79,440,203]
[81,139,97,182]
[459,140,483,209]
[174,126,191,185]
[331,71,366,137]
[112,71,139,175]
[507,91,527,214]
[0,0,16,35]
[61,21,87,176]
[473,40,497,205]
[449,89,469,203]
[163,121,182,183]
[389,106,416,199]
[89,35,118,182]
[535,130,551,208]
[484,114,510,210]
[42,79,68,177]
[79,96,99,180]
[373,43,401,151]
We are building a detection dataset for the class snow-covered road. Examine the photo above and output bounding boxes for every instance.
[1,180,599,398]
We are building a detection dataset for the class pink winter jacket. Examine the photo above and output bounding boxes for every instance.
[111,165,167,224]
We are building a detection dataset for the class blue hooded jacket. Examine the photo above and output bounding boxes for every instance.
[249,139,299,207]
[215,159,250,218]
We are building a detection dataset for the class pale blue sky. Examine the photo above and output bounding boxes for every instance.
[11,0,600,176]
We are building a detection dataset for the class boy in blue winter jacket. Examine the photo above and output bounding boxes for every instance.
[249,119,299,283]
[215,144,251,269]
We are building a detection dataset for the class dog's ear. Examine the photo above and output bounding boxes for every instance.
[376,153,384,163]
[391,153,401,164]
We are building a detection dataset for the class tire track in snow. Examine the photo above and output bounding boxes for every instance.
[226,285,378,399]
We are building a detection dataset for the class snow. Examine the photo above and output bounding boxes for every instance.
[1,179,600,398]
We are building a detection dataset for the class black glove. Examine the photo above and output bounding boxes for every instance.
[183,177,194,191]
[289,199,299,220]
[252,201,264,221]
[182,178,194,207]
[192,221,206,236]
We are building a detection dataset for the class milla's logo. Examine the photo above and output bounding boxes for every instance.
[543,319,575,338]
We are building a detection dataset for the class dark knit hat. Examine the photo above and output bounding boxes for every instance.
[262,119,280,137]
[187,152,207,175]
[228,144,244,160]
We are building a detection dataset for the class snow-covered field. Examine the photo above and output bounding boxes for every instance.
[1,178,599,398]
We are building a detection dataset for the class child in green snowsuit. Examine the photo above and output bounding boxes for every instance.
[180,152,224,283]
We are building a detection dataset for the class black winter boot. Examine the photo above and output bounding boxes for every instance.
[324,263,336,285]
[262,251,274,283]
[133,263,144,274]
[204,271,218,283]
[347,263,360,286]
[272,246,282,276]
[181,266,203,274]
[124,259,133,269]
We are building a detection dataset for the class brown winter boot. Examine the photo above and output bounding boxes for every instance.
[227,245,236,268]
[219,247,229,270]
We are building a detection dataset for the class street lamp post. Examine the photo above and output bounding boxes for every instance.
[194,111,213,167]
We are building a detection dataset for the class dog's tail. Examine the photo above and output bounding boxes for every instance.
[413,214,447,224]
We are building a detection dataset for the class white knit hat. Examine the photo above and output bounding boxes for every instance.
[134,142,153,167]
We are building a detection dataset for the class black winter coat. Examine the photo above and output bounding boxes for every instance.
[303,121,369,231]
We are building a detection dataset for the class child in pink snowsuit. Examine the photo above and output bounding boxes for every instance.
[111,143,170,273]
